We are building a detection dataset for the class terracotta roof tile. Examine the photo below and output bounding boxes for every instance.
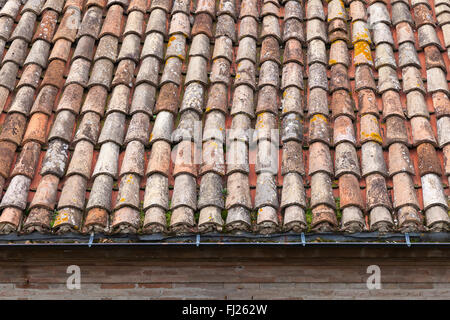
[43,0,65,12]
[0,0,21,18]
[8,86,35,115]
[22,113,49,144]
[0,0,449,238]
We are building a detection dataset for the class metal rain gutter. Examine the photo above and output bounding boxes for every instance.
[0,231,449,247]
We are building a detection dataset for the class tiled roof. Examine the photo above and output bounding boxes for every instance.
[0,0,448,239]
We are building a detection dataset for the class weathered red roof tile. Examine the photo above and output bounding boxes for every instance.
[47,110,76,143]
[414,4,435,28]
[333,115,356,145]
[385,115,410,147]
[33,9,58,43]
[281,140,305,176]
[73,112,100,144]
[172,140,198,177]
[0,207,22,232]
[437,116,450,148]
[8,86,35,116]
[40,139,69,178]
[52,207,83,233]
[308,141,333,175]
[238,16,257,40]
[170,173,197,210]
[335,142,360,178]
[427,67,449,94]
[226,172,252,210]
[410,115,437,146]
[0,140,16,178]
[350,0,366,22]
[143,173,169,213]
[124,112,150,145]
[86,175,114,212]
[309,81,328,118]
[86,0,106,8]
[10,141,41,179]
[79,86,106,115]
[0,175,31,210]
[255,112,277,142]
[306,18,326,43]
[0,112,26,145]
[66,140,94,179]
[381,91,404,120]
[0,0,21,18]
[200,141,225,175]
[433,92,450,119]
[22,113,49,145]
[114,174,141,211]
[417,142,442,176]
[388,142,415,176]
[310,172,336,209]
[418,24,443,49]
[421,173,447,210]
[281,112,302,142]
[339,173,364,210]
[255,140,278,174]
[99,4,123,38]
[282,86,303,116]
[191,12,213,38]
[29,173,59,211]
[146,140,171,176]
[352,20,371,45]
[226,140,249,174]
[97,112,126,145]
[92,142,120,178]
[197,173,224,212]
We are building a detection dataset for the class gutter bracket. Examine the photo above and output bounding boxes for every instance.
[301,232,306,247]
[88,232,94,248]
[405,233,411,247]
[196,234,200,247]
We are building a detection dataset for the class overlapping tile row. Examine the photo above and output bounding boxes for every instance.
[351,0,394,232]
[37,0,114,233]
[168,0,213,233]
[27,0,100,232]
[434,0,450,58]
[142,0,187,233]
[0,0,63,232]
[105,0,149,234]
[253,0,281,233]
[196,0,235,233]
[48,0,107,233]
[381,0,422,232]
[223,0,257,232]
[435,0,450,214]
[0,0,31,110]
[306,0,339,232]
[329,0,365,232]
[368,0,398,231]
[82,0,147,234]
[114,0,171,234]
[385,2,442,229]
[410,0,449,230]
[388,1,428,231]
[280,0,307,232]
[19,0,104,233]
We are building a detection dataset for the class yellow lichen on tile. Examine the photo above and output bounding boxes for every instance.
[354,41,373,62]
[311,114,328,123]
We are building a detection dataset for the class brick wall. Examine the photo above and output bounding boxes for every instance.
[0,245,449,299]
